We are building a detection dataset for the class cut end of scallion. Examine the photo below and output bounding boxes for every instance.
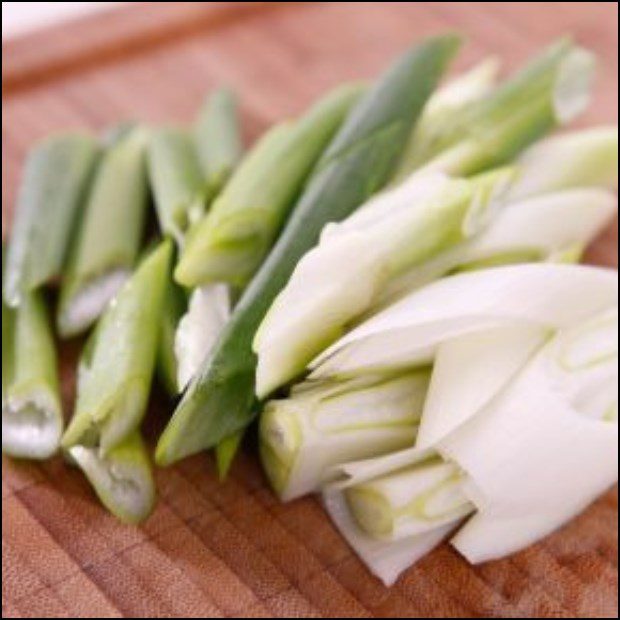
[553,47,596,124]
[58,269,130,338]
[69,434,156,525]
[2,393,63,460]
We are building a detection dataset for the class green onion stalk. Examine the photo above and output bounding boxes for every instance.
[4,133,100,307]
[177,84,367,471]
[63,241,172,452]
[344,455,473,541]
[148,128,208,246]
[176,83,367,289]
[2,251,63,460]
[260,370,431,501]
[399,38,596,178]
[62,242,172,522]
[57,125,150,338]
[68,433,156,525]
[156,35,461,467]
[195,88,244,196]
[392,56,500,183]
[254,167,515,397]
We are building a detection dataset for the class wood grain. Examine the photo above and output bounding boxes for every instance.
[2,2,618,618]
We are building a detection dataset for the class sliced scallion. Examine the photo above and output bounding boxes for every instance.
[57,125,150,337]
[4,133,100,307]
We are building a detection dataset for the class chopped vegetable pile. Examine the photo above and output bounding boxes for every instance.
[2,36,618,586]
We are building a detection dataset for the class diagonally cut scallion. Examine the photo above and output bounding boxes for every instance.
[311,264,617,379]
[260,370,431,501]
[69,432,156,525]
[62,241,173,454]
[4,133,100,307]
[57,125,150,338]
[2,289,63,460]
[195,88,243,195]
[409,38,595,177]
[344,456,472,541]
[156,35,462,466]
[148,128,208,246]
[377,186,618,307]
[392,56,500,183]
[176,83,366,289]
[254,167,515,397]
[507,125,618,201]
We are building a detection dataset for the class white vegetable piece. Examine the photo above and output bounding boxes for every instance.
[444,308,618,563]
[508,126,618,201]
[260,371,430,501]
[254,169,514,397]
[175,284,231,390]
[324,489,458,587]
[321,300,617,585]
[416,322,549,449]
[311,264,618,378]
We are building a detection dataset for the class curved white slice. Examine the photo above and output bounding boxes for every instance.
[376,188,618,308]
[175,284,230,390]
[416,323,548,449]
[254,170,513,397]
[508,126,618,200]
[323,489,457,586]
[328,445,434,490]
[311,265,618,378]
[442,308,618,563]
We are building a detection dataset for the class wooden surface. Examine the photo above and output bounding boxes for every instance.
[2,2,618,617]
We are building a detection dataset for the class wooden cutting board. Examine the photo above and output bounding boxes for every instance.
[2,2,618,617]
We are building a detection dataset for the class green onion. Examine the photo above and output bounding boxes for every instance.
[2,287,63,460]
[156,35,461,466]
[392,56,500,183]
[4,133,100,307]
[260,371,430,501]
[57,126,150,338]
[148,128,207,245]
[68,432,156,524]
[62,241,173,453]
[344,456,472,540]
[404,38,595,177]
[195,88,243,195]
[254,168,514,397]
[176,83,366,289]
[216,430,245,480]
[157,274,187,397]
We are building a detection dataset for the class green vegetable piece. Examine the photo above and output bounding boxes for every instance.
[158,275,187,397]
[404,38,596,176]
[4,133,100,307]
[176,83,366,288]
[68,433,156,524]
[156,35,461,466]
[216,430,245,480]
[2,288,63,459]
[62,241,173,453]
[195,88,243,195]
[148,128,208,245]
[57,126,150,338]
